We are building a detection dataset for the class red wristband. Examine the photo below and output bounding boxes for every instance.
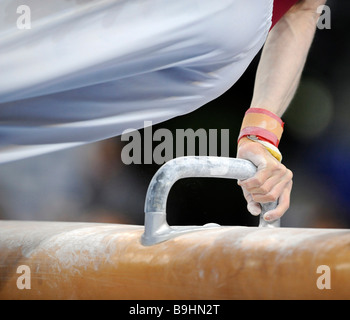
[237,108,284,147]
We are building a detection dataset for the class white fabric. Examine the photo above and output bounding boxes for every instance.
[0,0,273,163]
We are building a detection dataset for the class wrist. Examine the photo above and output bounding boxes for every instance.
[237,108,284,162]
[238,108,284,147]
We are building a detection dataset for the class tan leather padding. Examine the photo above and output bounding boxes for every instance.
[0,221,349,300]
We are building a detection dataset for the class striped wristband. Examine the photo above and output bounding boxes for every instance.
[238,108,284,162]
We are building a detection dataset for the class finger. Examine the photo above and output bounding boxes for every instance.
[247,173,284,195]
[263,180,293,221]
[239,161,282,190]
[241,187,262,216]
[248,201,262,216]
[250,169,292,203]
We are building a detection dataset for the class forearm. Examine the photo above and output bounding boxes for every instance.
[236,1,327,220]
[250,1,326,117]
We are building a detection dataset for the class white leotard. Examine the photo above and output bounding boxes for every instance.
[0,0,273,163]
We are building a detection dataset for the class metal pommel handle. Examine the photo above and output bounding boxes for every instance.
[141,156,279,246]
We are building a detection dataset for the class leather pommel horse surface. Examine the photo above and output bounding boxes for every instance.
[0,220,349,300]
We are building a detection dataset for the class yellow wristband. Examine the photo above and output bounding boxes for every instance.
[246,135,283,162]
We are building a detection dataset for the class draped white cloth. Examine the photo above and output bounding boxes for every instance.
[0,0,273,163]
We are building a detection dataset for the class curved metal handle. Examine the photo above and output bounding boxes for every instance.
[141,156,279,246]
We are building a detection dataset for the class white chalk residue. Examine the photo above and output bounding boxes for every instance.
[0,221,143,272]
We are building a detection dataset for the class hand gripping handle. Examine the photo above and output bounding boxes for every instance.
[141,156,279,246]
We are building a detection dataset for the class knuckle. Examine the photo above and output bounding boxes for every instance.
[287,169,294,180]
[271,161,281,170]
[259,185,269,194]
[252,176,264,187]
[276,163,286,174]
[266,190,279,202]
[251,194,261,203]
[244,180,257,190]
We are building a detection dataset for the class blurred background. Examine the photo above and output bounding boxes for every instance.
[0,0,349,229]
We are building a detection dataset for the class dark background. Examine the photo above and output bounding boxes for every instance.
[1,0,349,229]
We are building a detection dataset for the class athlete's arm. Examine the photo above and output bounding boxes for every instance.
[237,0,327,221]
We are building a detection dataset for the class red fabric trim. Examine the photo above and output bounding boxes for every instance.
[238,127,280,147]
[271,0,299,29]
